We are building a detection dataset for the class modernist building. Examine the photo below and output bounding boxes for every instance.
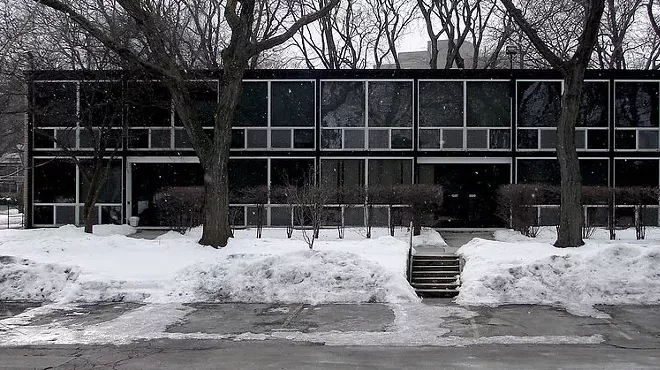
[25,69,660,229]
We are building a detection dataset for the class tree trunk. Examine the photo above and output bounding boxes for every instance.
[554,71,585,248]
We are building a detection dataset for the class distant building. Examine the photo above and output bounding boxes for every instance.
[0,151,23,196]
[382,40,476,69]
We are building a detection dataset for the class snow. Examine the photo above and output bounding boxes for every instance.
[0,225,420,304]
[457,227,660,317]
[0,209,22,229]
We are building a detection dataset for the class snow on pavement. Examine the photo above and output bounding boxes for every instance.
[0,225,420,304]
[457,228,660,317]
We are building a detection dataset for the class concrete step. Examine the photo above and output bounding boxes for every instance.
[412,262,460,269]
[411,276,459,282]
[412,270,460,276]
[411,282,459,288]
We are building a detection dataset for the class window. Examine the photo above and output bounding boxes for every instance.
[367,81,413,149]
[467,81,510,127]
[321,81,365,128]
[419,81,463,127]
[33,82,77,127]
[368,159,412,187]
[615,159,658,188]
[270,158,314,189]
[126,82,171,127]
[175,81,218,128]
[271,81,315,127]
[79,160,122,204]
[33,159,76,203]
[517,81,562,127]
[228,159,268,192]
[615,81,660,150]
[321,159,365,203]
[80,82,123,128]
[517,158,609,187]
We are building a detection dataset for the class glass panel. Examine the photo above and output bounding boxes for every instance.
[587,207,608,227]
[517,159,560,185]
[80,82,123,128]
[55,205,75,225]
[271,207,291,226]
[615,82,659,127]
[580,159,608,186]
[101,206,122,224]
[229,206,245,226]
[33,159,76,203]
[231,129,245,149]
[517,129,538,149]
[270,158,314,188]
[467,130,487,149]
[321,159,365,192]
[271,129,292,149]
[369,207,388,226]
[33,82,77,127]
[34,129,55,148]
[638,130,659,149]
[539,207,559,225]
[175,81,217,127]
[247,206,267,225]
[587,129,608,149]
[228,159,268,191]
[489,129,510,149]
[517,81,562,127]
[344,129,365,149]
[615,130,636,149]
[368,159,412,186]
[321,81,365,128]
[233,82,268,127]
[540,130,557,149]
[391,129,412,149]
[615,159,659,187]
[128,129,149,148]
[419,81,463,127]
[615,207,634,228]
[246,129,267,148]
[34,205,54,224]
[150,129,171,148]
[642,207,659,226]
[293,129,314,149]
[271,81,315,127]
[125,82,171,127]
[467,81,510,127]
[419,129,442,149]
[368,129,389,149]
[368,81,412,127]
[579,82,608,127]
[442,129,463,149]
[321,129,342,149]
[80,160,122,203]
[56,128,76,148]
[175,129,192,148]
[345,207,364,226]
[575,130,586,149]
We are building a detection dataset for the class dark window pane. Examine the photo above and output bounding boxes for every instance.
[344,129,365,149]
[615,159,659,187]
[443,129,463,149]
[150,129,171,148]
[580,159,608,186]
[271,159,314,188]
[575,130,586,149]
[517,159,559,185]
[126,82,171,127]
[128,129,149,148]
[321,81,365,128]
[391,129,412,149]
[490,129,510,149]
[246,129,267,148]
[34,159,76,203]
[101,206,122,225]
[642,207,658,226]
[615,82,659,127]
[34,205,54,224]
[80,160,122,203]
[34,129,55,148]
[588,130,608,149]
[175,129,192,148]
[368,159,412,186]
[80,82,123,128]
[419,129,442,149]
[229,206,245,226]
[321,129,342,149]
[517,129,538,149]
[419,81,463,127]
[56,128,76,149]
[368,81,412,127]
[175,81,217,127]
[345,207,365,226]
[293,129,315,149]
[517,81,561,127]
[231,129,245,149]
[586,207,608,227]
[271,207,291,226]
[467,130,487,149]
[33,82,77,127]
[247,206,267,226]
[271,129,291,148]
[369,129,389,149]
[579,82,608,127]
[79,129,96,148]
[55,205,75,225]
[615,130,636,149]
[271,81,315,127]
[467,82,510,127]
[638,130,659,149]
[321,159,365,193]
[539,207,559,225]
[233,82,267,127]
[540,130,557,149]
[369,207,388,226]
[229,159,267,191]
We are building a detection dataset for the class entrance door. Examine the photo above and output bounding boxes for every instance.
[421,163,510,228]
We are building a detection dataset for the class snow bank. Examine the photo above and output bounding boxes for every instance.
[0,209,23,229]
[457,237,660,316]
[0,225,418,304]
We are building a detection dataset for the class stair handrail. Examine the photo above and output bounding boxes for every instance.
[407,221,413,282]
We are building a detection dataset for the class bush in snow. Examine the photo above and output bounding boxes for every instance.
[153,186,204,233]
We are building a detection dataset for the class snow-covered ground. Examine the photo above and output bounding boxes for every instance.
[0,225,421,304]
[0,208,23,229]
[457,227,660,317]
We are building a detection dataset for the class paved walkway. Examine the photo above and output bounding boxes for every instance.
[414,230,497,255]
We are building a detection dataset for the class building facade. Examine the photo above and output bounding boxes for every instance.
[25,69,660,229]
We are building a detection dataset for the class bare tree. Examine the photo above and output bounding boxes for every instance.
[501,0,605,247]
[365,0,417,69]
[593,0,644,69]
[34,0,339,247]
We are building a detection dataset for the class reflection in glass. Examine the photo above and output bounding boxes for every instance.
[489,129,510,149]
[368,159,412,186]
[419,129,442,149]
[467,82,510,127]
[517,81,561,127]
[126,82,171,127]
[517,129,538,149]
[344,129,365,149]
[467,130,487,148]
[368,81,412,128]
[322,129,342,149]
[34,159,76,203]
[80,82,123,128]
[579,82,608,127]
[321,81,365,128]
[233,82,268,127]
[615,130,636,149]
[368,129,389,149]
[271,81,315,127]
[615,82,659,127]
[419,81,463,127]
[33,82,77,127]
[391,129,412,149]
[293,129,315,149]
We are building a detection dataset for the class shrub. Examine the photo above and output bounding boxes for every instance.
[153,186,204,233]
